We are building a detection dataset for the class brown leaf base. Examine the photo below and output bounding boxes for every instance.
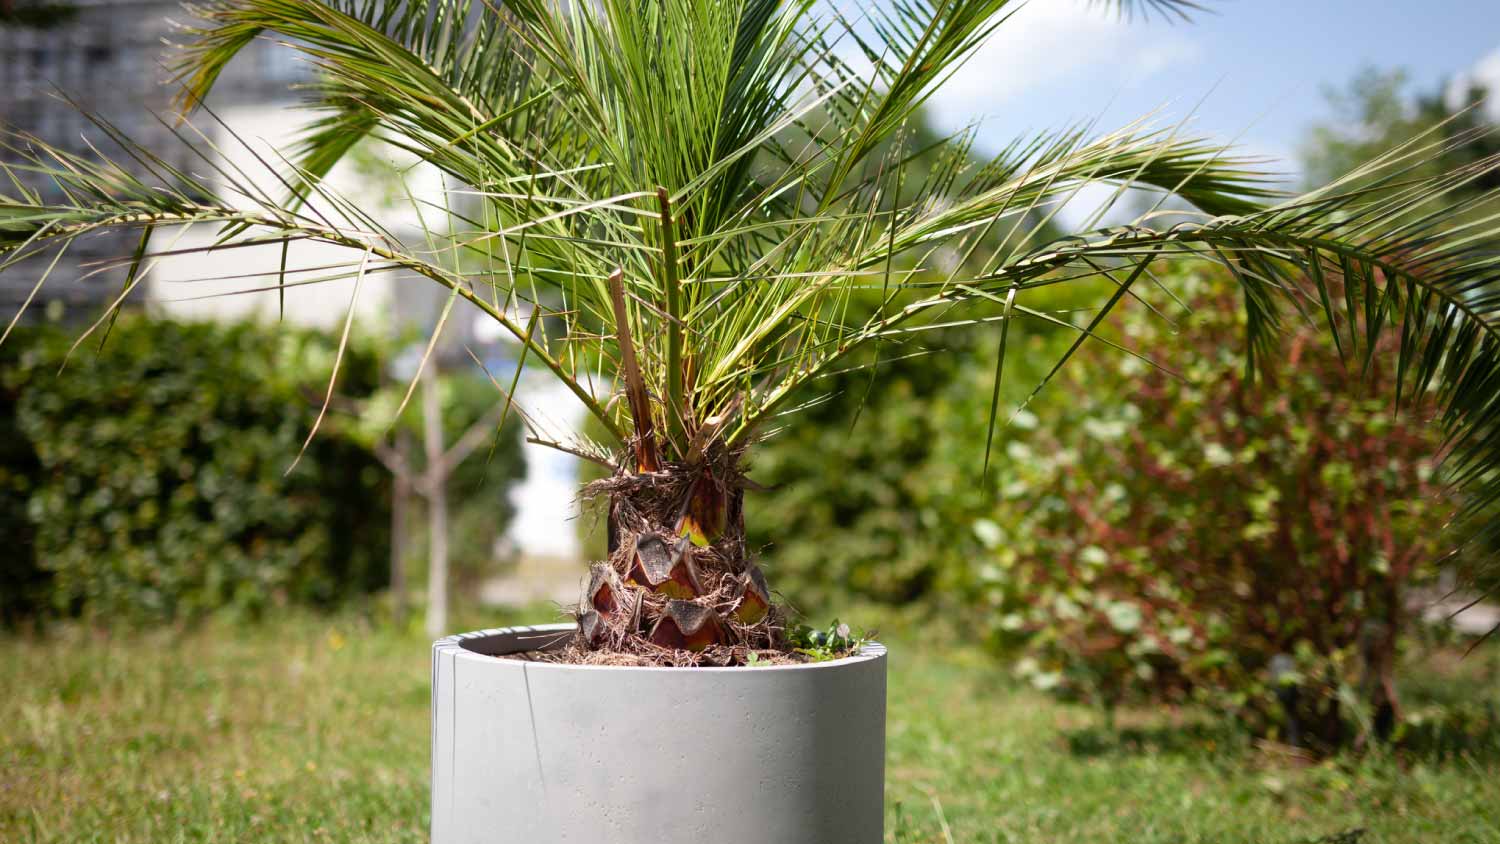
[568,449,788,666]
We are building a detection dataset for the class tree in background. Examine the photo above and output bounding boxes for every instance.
[1303,66,1500,221]
[352,369,526,634]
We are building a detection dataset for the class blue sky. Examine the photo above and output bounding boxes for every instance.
[925,0,1500,182]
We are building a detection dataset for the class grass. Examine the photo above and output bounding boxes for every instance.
[2,607,1497,843]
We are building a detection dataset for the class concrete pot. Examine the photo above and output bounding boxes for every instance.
[431,623,887,844]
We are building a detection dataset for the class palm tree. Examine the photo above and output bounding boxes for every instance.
[3,0,1499,662]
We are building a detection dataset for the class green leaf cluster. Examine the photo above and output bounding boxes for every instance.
[786,618,868,661]
[0,317,395,623]
[974,266,1457,747]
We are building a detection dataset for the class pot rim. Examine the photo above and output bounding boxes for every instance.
[435,622,887,673]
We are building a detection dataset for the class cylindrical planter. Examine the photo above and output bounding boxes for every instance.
[431,623,887,844]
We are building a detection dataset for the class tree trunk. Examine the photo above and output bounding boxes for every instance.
[424,367,449,640]
[575,448,779,663]
[390,430,412,623]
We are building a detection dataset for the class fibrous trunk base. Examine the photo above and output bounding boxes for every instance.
[570,448,784,666]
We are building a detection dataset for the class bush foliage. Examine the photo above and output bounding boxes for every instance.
[746,330,988,608]
[0,317,395,623]
[742,278,1084,612]
[977,269,1453,746]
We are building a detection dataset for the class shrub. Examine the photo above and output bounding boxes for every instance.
[0,357,43,624]
[745,329,988,608]
[743,291,1085,612]
[1,316,394,623]
[976,267,1453,748]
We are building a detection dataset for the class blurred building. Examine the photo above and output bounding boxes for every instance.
[1,0,311,319]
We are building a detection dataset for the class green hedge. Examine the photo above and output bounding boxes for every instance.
[1,316,393,623]
[745,328,992,608]
[742,284,1086,611]
[0,356,43,622]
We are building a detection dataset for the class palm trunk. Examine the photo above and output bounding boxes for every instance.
[575,447,778,663]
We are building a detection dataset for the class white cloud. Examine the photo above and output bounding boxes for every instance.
[928,0,1201,128]
[1449,44,1500,122]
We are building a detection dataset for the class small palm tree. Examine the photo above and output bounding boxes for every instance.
[3,0,1499,660]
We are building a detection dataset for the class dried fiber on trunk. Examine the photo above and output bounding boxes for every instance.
[567,445,785,666]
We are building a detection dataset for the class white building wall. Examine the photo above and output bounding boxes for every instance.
[146,103,450,330]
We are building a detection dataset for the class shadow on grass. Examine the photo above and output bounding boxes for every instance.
[1063,719,1249,759]
[1390,702,1500,764]
[1297,830,1367,844]
[1063,705,1500,766]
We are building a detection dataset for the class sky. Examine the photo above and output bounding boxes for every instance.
[923,0,1500,183]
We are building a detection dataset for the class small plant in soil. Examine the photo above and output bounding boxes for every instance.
[789,621,871,663]
[4,0,1500,667]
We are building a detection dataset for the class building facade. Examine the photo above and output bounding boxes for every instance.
[1,0,307,319]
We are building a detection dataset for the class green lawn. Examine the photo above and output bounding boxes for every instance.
[2,609,1496,843]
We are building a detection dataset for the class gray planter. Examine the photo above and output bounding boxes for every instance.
[431,623,887,844]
